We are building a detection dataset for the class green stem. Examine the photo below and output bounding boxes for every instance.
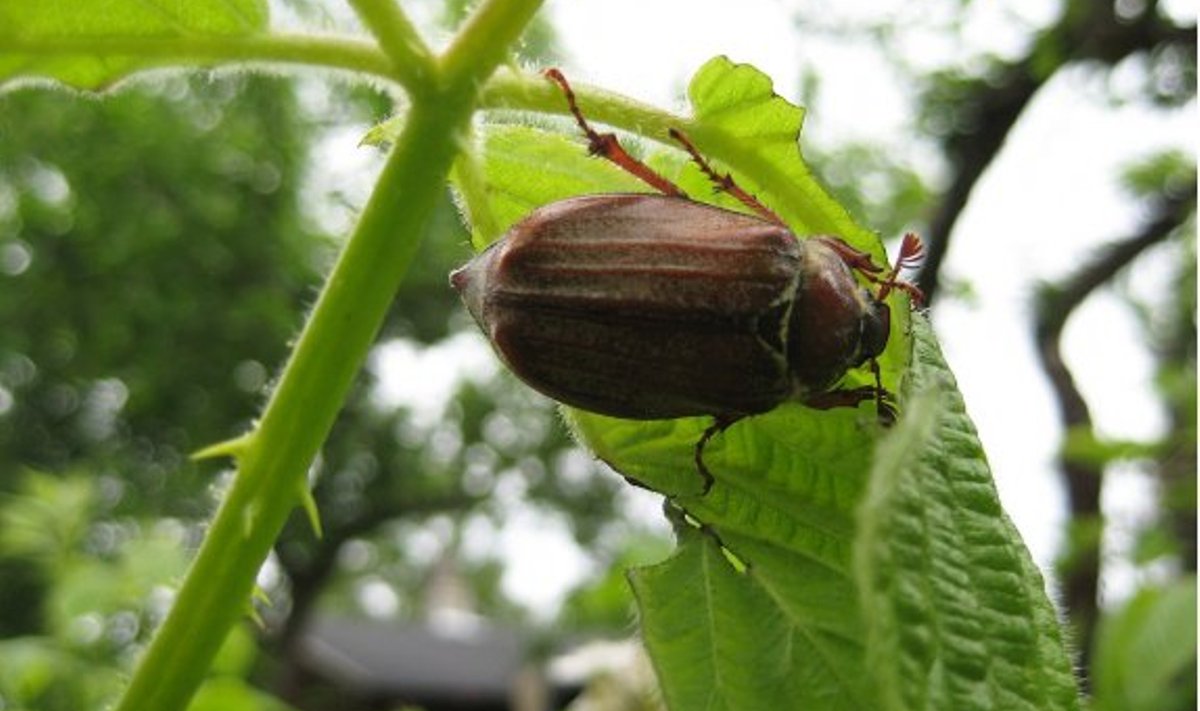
[0,34,404,88]
[113,96,464,711]
[111,2,545,710]
[480,70,692,147]
[347,0,435,90]
[439,0,542,89]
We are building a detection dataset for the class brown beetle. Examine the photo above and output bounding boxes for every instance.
[451,69,923,492]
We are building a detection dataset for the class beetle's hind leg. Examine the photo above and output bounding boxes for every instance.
[694,414,742,495]
[667,127,788,228]
[544,69,686,199]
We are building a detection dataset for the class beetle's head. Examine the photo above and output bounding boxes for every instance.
[857,294,891,365]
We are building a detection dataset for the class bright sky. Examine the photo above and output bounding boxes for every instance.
[371,0,1196,615]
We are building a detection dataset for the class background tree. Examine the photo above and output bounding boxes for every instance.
[899,0,1194,690]
[795,0,1194,694]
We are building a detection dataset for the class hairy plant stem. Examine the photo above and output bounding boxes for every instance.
[112,1,544,709]
[113,91,468,711]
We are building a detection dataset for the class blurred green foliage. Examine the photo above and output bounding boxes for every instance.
[0,75,322,710]
[0,77,320,513]
[0,73,649,709]
[0,472,190,709]
[1092,577,1197,711]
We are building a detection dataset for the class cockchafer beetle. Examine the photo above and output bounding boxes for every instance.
[451,69,924,493]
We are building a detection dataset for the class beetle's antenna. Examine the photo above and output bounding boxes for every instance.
[876,233,925,304]
[667,128,788,228]
[544,69,687,199]
[815,234,925,305]
[814,237,884,274]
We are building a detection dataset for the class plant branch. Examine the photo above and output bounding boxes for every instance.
[481,69,680,132]
[110,2,546,707]
[1033,181,1195,684]
[916,2,1196,303]
[112,97,467,711]
[346,0,435,91]
[0,34,404,87]
[439,0,543,91]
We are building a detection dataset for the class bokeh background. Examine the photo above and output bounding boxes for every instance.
[0,1,1194,710]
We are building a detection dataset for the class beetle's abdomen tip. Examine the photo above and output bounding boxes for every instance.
[450,252,492,328]
[449,264,470,293]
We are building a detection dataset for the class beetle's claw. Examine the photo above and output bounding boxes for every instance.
[876,399,899,426]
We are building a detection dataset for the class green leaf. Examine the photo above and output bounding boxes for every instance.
[0,637,125,710]
[684,57,878,257]
[629,524,872,710]
[0,472,95,560]
[619,317,1079,711]
[576,403,879,707]
[468,57,882,256]
[1060,427,1161,468]
[0,0,268,90]
[1092,577,1197,711]
[856,316,1081,711]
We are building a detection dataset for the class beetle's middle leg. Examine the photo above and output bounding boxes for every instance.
[544,69,687,199]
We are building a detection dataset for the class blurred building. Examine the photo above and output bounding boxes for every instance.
[287,556,592,711]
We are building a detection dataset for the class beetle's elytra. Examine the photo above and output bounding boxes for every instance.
[451,69,923,492]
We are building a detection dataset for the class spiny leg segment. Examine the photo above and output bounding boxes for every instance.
[544,69,686,198]
[666,127,787,228]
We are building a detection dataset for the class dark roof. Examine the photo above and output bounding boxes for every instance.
[298,614,527,703]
